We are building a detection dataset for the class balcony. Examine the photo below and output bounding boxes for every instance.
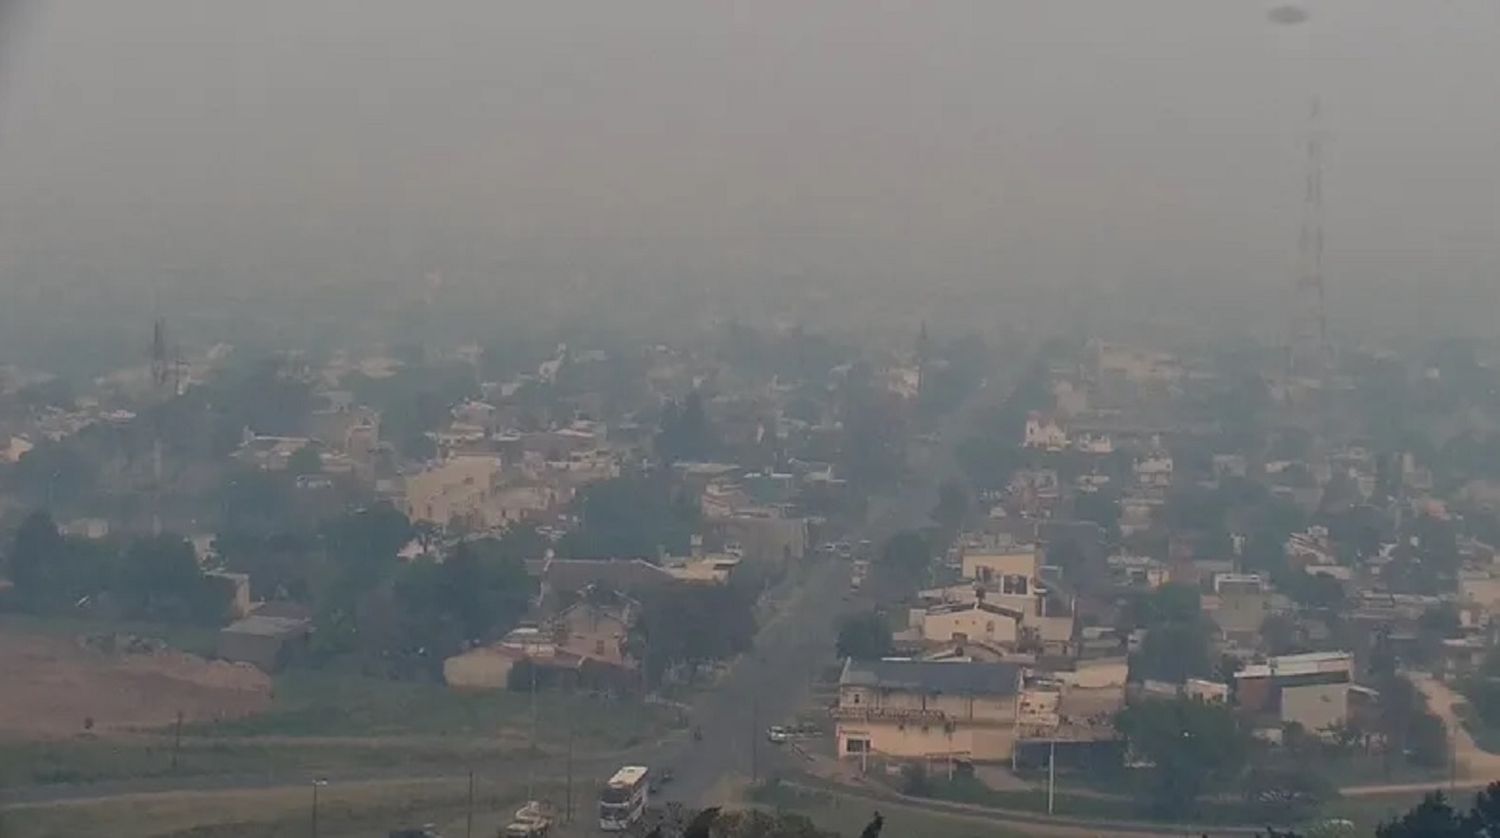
[831,705,948,724]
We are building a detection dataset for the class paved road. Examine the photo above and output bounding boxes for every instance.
[0,365,1011,823]
[656,371,1012,808]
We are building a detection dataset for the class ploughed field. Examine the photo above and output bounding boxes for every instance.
[0,627,270,739]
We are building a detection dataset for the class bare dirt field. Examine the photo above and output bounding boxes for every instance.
[0,628,271,739]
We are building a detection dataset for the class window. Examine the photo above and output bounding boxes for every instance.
[595,639,606,656]
[846,738,869,754]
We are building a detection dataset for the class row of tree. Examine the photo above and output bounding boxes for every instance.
[4,512,232,625]
[1263,783,1500,838]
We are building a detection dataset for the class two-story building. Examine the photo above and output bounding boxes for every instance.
[833,659,1021,763]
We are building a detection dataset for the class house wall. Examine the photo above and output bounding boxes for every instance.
[1281,682,1349,732]
[403,456,502,525]
[217,632,297,672]
[962,550,1038,584]
[839,686,1014,724]
[559,610,631,668]
[1460,576,1500,612]
[444,650,519,690]
[1033,614,1076,652]
[922,608,1019,647]
[835,719,1015,761]
[1236,677,1275,714]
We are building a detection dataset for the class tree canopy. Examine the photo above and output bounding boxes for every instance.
[1115,696,1250,817]
[556,474,698,559]
[1127,584,1214,684]
[836,610,893,661]
[656,391,717,463]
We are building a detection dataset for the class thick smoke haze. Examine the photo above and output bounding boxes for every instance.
[0,1,1497,368]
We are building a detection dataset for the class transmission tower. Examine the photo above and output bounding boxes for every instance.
[149,317,171,535]
[1288,98,1332,380]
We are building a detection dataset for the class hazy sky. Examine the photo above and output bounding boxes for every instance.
[1,0,1497,363]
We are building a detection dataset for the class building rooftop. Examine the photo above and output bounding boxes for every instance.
[1236,650,1353,680]
[221,615,310,638]
[840,658,1021,696]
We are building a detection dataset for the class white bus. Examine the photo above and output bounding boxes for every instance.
[598,765,650,831]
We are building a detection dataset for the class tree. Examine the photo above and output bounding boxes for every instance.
[1115,697,1250,817]
[931,480,968,533]
[117,534,228,624]
[322,502,412,572]
[557,474,698,560]
[836,610,893,660]
[839,369,906,487]
[348,362,478,459]
[709,809,839,838]
[1127,585,1213,684]
[656,807,839,838]
[955,435,1022,493]
[13,443,96,508]
[216,530,321,602]
[494,522,550,562]
[1468,781,1500,835]
[656,391,716,463]
[877,530,930,586]
[439,538,535,641]
[1376,791,1467,838]
[8,511,65,603]
[286,444,322,476]
[1074,488,1122,542]
[635,584,756,685]
[1134,621,1213,684]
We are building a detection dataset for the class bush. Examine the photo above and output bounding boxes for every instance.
[900,763,932,796]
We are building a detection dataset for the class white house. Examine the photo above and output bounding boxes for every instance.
[1023,414,1069,452]
[1073,433,1114,455]
[1133,454,1174,488]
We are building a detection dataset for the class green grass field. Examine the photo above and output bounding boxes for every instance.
[187,669,680,749]
[1,777,567,838]
[0,669,679,791]
[752,780,1030,838]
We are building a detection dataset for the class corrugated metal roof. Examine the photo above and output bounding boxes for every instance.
[221,615,309,638]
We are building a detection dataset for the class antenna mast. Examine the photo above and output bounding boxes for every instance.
[1290,95,1332,381]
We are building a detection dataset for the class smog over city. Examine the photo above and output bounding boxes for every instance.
[0,2,1499,837]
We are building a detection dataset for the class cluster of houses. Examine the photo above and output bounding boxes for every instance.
[829,338,1500,773]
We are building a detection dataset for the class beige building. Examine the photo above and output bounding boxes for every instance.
[834,659,1021,763]
[403,454,503,526]
[1459,569,1500,613]
[443,596,637,691]
[918,601,1024,648]
[552,598,635,669]
[921,548,1076,656]
[959,539,1040,588]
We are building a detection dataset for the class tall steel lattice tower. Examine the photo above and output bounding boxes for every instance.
[149,317,171,535]
[1288,95,1332,380]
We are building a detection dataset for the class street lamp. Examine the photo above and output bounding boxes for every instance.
[310,778,329,837]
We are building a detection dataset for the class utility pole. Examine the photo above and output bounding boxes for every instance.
[1047,739,1056,815]
[750,691,760,785]
[466,768,474,838]
[171,710,184,771]
[310,778,327,838]
[527,662,538,802]
[565,705,576,823]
